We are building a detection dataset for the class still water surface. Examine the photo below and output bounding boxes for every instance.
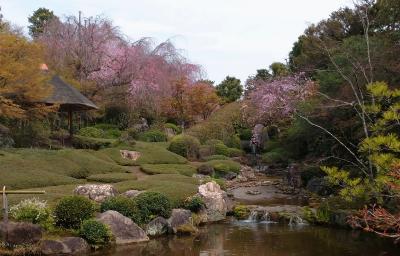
[96,219,399,256]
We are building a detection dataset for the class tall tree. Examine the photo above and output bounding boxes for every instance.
[270,62,289,77]
[28,8,56,38]
[0,32,52,119]
[216,76,243,103]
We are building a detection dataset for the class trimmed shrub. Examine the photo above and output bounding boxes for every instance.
[204,155,229,161]
[261,148,288,165]
[225,135,241,149]
[165,123,182,134]
[197,164,214,176]
[183,196,204,213]
[207,160,241,174]
[100,196,138,221]
[238,128,252,140]
[9,198,51,225]
[78,127,105,138]
[141,164,196,177]
[134,192,172,224]
[54,196,95,229]
[168,135,200,159]
[137,130,167,142]
[228,148,243,157]
[214,143,230,156]
[72,135,113,150]
[80,219,112,246]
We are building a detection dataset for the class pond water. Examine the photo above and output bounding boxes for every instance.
[96,219,399,256]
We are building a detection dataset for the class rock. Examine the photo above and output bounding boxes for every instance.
[120,150,141,161]
[41,237,89,255]
[74,184,117,203]
[239,166,256,181]
[306,177,332,196]
[224,172,237,180]
[146,217,169,237]
[246,190,261,195]
[198,181,227,222]
[197,164,214,176]
[0,221,42,246]
[122,190,143,198]
[97,210,149,244]
[168,209,197,234]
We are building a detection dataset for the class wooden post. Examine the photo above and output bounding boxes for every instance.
[68,110,73,138]
[1,186,45,224]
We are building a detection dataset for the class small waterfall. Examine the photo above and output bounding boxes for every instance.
[288,215,307,226]
[245,210,259,222]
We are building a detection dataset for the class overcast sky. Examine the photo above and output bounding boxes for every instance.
[1,0,352,83]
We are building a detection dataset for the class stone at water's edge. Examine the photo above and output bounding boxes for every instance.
[41,237,90,255]
[97,210,149,244]
[168,209,198,235]
[198,181,228,222]
[74,184,117,203]
[146,217,169,237]
[0,221,42,246]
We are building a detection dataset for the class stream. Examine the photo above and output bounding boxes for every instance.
[95,172,399,255]
[96,219,399,256]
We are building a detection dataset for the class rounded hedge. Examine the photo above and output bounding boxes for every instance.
[168,135,200,159]
[80,219,112,246]
[54,196,95,229]
[183,196,205,213]
[78,127,105,138]
[134,192,172,224]
[100,196,138,221]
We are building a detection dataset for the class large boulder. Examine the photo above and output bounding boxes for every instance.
[146,217,169,237]
[120,150,141,161]
[168,209,197,235]
[0,221,42,246]
[74,184,117,203]
[41,237,89,255]
[198,181,227,222]
[97,210,149,244]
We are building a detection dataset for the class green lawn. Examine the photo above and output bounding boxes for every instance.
[140,164,196,176]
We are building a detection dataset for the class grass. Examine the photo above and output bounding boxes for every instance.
[206,159,241,173]
[132,141,187,165]
[0,148,128,189]
[140,164,197,177]
[114,174,199,207]
[87,173,137,183]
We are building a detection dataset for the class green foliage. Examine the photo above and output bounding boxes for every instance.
[79,219,112,246]
[204,155,229,161]
[12,121,51,148]
[78,127,105,138]
[261,148,289,165]
[204,139,242,157]
[54,196,95,229]
[87,173,137,183]
[72,135,114,150]
[183,196,205,213]
[238,128,252,140]
[168,135,200,159]
[28,7,56,37]
[100,196,137,221]
[233,205,250,219]
[216,76,243,103]
[187,102,242,145]
[133,142,187,165]
[9,198,51,225]
[270,62,289,77]
[137,130,167,142]
[165,123,182,134]
[228,148,243,157]
[300,166,326,186]
[114,174,198,208]
[206,160,241,174]
[141,164,196,177]
[134,192,172,224]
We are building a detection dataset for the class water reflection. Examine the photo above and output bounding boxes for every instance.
[97,220,399,256]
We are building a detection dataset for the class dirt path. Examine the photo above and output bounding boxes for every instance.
[130,166,149,181]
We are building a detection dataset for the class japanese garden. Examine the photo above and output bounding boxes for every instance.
[0,1,399,255]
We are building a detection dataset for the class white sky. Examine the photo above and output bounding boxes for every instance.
[1,0,352,83]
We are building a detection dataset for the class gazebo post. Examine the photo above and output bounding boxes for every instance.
[68,110,73,138]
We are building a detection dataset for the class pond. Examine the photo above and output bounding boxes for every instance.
[96,219,399,256]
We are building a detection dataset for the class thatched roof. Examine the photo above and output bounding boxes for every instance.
[43,75,98,112]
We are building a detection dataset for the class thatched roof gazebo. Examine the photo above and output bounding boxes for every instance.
[43,75,98,137]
